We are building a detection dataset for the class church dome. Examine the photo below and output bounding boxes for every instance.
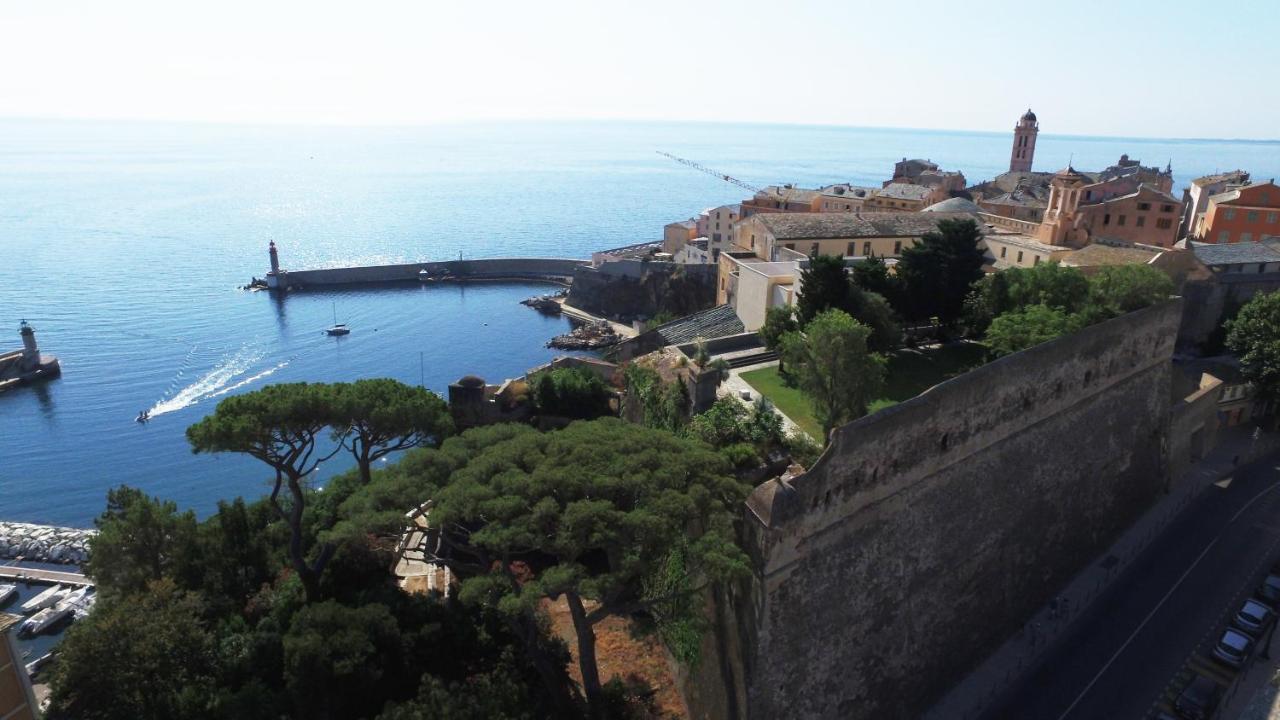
[1022,108,1037,122]
[923,197,981,213]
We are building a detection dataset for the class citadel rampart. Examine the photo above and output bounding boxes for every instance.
[734,299,1182,719]
[273,257,587,287]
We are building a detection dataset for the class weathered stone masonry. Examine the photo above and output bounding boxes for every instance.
[733,299,1181,720]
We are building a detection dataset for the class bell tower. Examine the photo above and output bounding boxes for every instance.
[1009,109,1039,173]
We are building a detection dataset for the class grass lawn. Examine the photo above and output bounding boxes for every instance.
[741,342,988,438]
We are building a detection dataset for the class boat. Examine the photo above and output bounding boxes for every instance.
[324,301,350,336]
[135,409,150,423]
[19,584,65,614]
[21,587,89,637]
[0,583,16,607]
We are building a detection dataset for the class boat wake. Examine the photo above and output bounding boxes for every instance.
[147,347,291,418]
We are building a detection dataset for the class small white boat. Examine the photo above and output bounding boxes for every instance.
[19,584,65,614]
[22,587,88,636]
[0,583,16,607]
[324,301,350,336]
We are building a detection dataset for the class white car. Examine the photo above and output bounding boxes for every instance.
[1233,599,1273,637]
[1212,628,1253,667]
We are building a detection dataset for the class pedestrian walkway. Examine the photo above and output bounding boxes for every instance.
[926,423,1280,720]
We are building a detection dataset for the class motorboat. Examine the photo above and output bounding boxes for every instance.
[324,301,350,336]
[19,584,65,614]
[0,583,16,607]
[20,587,88,637]
[135,409,150,423]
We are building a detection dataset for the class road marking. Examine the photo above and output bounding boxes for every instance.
[1057,481,1280,720]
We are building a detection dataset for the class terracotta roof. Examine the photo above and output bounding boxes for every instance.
[755,211,982,240]
[1059,243,1161,268]
[878,183,933,201]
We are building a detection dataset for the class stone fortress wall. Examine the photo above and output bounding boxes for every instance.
[730,299,1184,720]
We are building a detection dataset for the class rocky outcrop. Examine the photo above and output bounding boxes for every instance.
[0,522,95,565]
[548,320,620,350]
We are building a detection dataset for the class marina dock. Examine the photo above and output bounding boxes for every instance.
[0,565,92,588]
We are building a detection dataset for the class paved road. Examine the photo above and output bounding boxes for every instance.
[985,451,1280,720]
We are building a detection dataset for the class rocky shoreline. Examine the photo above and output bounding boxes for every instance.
[547,320,620,350]
[0,522,95,565]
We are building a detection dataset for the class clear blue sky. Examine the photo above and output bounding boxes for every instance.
[1,0,1275,139]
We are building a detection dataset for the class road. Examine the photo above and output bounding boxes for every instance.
[985,451,1280,720]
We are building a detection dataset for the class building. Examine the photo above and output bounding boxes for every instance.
[662,219,698,254]
[0,614,38,720]
[981,232,1064,269]
[1034,167,1182,248]
[1009,109,1039,172]
[1178,239,1280,352]
[865,183,936,211]
[741,185,822,216]
[720,210,986,330]
[1179,170,1250,239]
[818,184,879,212]
[1193,180,1280,244]
[703,203,741,255]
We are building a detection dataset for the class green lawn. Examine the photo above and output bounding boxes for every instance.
[741,342,988,438]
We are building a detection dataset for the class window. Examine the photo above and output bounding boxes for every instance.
[1086,191,1093,201]
[784,243,795,250]
[1248,211,1260,223]
[1034,255,1041,265]
[811,243,820,256]
[1161,204,1174,213]
[1000,246,1007,258]
[1137,202,1151,211]
[1219,230,1231,243]
[893,240,902,254]
[1260,263,1267,274]
[862,241,872,255]
[1269,213,1278,224]
[1118,215,1127,226]
[1136,216,1146,227]
[1226,209,1236,220]
[713,232,721,242]
[847,242,856,256]
[1104,213,1111,225]
[1242,233,1253,243]
[1156,218,1172,230]
[1017,251,1024,263]
[750,234,755,248]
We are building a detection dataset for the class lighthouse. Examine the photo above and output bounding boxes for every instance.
[19,320,38,370]
[266,241,285,289]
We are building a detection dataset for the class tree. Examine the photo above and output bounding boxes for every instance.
[686,396,783,452]
[531,367,613,420]
[797,254,850,323]
[329,379,453,485]
[422,419,748,717]
[780,309,887,439]
[896,218,986,323]
[84,486,199,599]
[187,383,342,602]
[851,253,902,311]
[846,287,903,352]
[964,262,1090,335]
[985,304,1081,357]
[1086,264,1174,320]
[759,305,798,353]
[283,601,405,719]
[1227,291,1280,408]
[46,580,216,720]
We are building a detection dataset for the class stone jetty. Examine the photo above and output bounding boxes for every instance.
[0,522,95,565]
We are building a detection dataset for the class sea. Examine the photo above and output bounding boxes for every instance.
[1,118,1277,528]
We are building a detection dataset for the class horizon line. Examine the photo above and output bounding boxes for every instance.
[0,113,1276,146]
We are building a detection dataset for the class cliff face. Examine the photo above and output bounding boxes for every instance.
[565,261,716,321]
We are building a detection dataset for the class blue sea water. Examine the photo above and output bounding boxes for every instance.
[1,118,1277,527]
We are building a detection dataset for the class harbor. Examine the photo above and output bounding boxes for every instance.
[0,321,59,394]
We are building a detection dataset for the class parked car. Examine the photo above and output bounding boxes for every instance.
[1234,599,1274,636]
[1259,574,1280,605]
[1174,674,1221,719]
[1212,628,1254,667]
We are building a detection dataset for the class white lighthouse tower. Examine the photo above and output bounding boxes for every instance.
[19,320,39,370]
[266,240,285,289]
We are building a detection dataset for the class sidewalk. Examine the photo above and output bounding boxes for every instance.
[926,423,1280,720]
[716,359,809,440]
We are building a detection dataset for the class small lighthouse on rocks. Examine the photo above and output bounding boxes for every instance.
[266,241,286,289]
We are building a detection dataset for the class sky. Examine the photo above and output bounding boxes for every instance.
[1,0,1276,139]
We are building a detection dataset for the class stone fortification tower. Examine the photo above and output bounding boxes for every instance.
[1010,109,1039,173]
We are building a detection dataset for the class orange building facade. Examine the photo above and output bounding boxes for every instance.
[1195,180,1280,244]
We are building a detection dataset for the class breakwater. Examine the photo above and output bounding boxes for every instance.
[274,257,588,288]
[0,522,94,565]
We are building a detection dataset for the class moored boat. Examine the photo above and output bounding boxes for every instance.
[19,584,65,614]
[0,583,16,607]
